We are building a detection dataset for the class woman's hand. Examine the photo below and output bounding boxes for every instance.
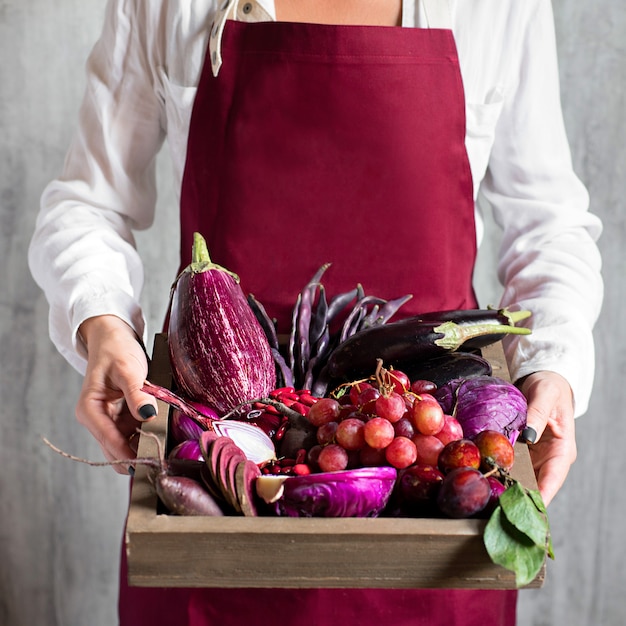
[76,315,158,474]
[517,371,577,506]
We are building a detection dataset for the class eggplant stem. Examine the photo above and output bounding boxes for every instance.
[190,232,240,282]
[502,309,532,325]
[433,321,531,351]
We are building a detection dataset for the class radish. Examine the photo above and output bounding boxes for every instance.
[43,434,224,517]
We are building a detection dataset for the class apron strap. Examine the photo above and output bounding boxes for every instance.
[209,0,273,76]
[421,0,453,29]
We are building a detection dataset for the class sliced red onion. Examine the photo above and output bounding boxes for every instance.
[211,420,276,465]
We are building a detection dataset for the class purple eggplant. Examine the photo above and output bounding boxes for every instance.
[325,313,531,382]
[167,232,276,414]
[401,351,493,387]
[411,308,531,349]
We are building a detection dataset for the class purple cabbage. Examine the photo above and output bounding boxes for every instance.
[434,376,527,444]
[274,467,397,518]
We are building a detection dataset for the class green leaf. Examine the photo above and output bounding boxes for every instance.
[527,488,547,515]
[526,488,555,559]
[499,482,549,550]
[484,505,547,587]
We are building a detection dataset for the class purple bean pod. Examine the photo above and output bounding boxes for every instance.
[247,293,280,350]
[326,285,361,325]
[294,264,332,388]
[303,326,331,391]
[375,294,413,325]
[288,291,302,376]
[340,300,368,344]
[271,347,295,389]
[297,285,313,384]
[350,296,387,333]
[359,304,381,330]
[309,283,328,346]
[310,363,332,398]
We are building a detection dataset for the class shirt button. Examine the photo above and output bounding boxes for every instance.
[242,2,253,14]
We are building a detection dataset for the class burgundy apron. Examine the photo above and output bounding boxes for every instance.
[119,13,517,626]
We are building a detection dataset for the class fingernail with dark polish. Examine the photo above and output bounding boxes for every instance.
[128,466,135,477]
[521,426,537,444]
[139,404,157,420]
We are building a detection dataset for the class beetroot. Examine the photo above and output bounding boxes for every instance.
[153,474,224,517]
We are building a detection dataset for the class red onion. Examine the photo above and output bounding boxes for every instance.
[168,439,204,463]
[212,420,276,465]
[170,409,213,443]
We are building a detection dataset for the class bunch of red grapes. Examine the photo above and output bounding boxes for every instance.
[301,368,516,518]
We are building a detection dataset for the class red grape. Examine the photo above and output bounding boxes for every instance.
[388,369,411,394]
[306,397,340,427]
[338,404,360,421]
[410,379,438,395]
[363,417,395,449]
[306,444,323,470]
[316,421,338,445]
[359,445,387,467]
[435,414,464,445]
[358,386,381,415]
[374,391,406,423]
[412,433,445,466]
[349,381,374,406]
[335,417,366,451]
[385,436,418,469]
[409,393,445,436]
[393,416,416,439]
[317,444,349,472]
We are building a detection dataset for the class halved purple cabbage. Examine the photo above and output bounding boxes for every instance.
[434,376,527,444]
[273,467,397,518]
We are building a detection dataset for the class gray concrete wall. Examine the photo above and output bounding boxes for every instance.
[1,1,624,624]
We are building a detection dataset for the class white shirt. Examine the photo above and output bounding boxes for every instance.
[29,0,603,416]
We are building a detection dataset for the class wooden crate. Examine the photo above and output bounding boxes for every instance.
[126,334,545,589]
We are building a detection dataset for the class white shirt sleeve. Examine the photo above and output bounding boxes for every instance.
[28,0,166,374]
[476,0,603,416]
